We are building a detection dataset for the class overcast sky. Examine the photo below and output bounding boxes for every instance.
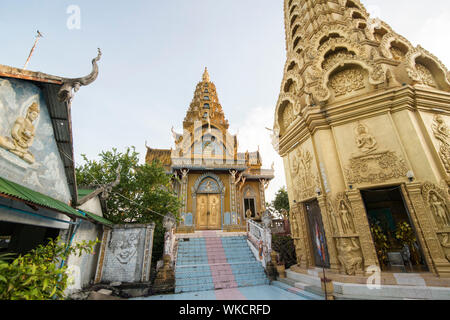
[0,0,449,202]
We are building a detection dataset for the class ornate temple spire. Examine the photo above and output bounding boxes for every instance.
[183,68,229,129]
[275,0,450,136]
[202,67,210,82]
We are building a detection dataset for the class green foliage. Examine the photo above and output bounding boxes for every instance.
[75,146,182,267]
[271,187,290,218]
[395,221,420,264]
[271,234,297,268]
[0,237,98,300]
[370,223,390,267]
[76,146,181,225]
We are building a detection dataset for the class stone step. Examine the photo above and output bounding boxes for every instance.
[176,266,266,280]
[175,278,270,293]
[176,272,268,286]
[272,281,323,300]
[174,235,268,293]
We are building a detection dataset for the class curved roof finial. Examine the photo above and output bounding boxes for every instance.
[58,48,102,103]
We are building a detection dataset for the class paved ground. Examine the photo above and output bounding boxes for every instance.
[131,285,312,300]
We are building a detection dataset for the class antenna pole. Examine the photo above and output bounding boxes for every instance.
[24,31,43,70]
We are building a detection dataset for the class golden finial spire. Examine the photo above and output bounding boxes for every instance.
[202,67,210,82]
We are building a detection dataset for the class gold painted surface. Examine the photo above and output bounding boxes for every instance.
[275,0,450,279]
[196,194,221,230]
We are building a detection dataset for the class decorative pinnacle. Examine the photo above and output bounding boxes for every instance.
[202,67,210,82]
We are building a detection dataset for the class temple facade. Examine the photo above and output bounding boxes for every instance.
[147,69,274,232]
[274,0,450,280]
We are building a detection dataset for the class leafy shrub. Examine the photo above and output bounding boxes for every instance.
[0,237,98,300]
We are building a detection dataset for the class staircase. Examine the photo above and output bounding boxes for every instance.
[174,232,269,293]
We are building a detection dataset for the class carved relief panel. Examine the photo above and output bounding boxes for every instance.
[329,66,366,97]
[0,77,71,203]
[288,140,321,202]
[422,182,450,230]
[333,117,410,187]
[328,193,356,236]
[431,114,450,173]
[335,237,364,275]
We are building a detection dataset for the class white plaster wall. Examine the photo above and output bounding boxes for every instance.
[78,197,103,217]
[65,220,103,294]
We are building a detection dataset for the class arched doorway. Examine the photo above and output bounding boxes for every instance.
[361,186,428,272]
[243,186,257,220]
[192,174,224,230]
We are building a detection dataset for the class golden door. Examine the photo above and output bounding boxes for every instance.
[196,194,221,230]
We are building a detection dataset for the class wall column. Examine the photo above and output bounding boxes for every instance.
[294,203,314,269]
[346,190,379,270]
[404,182,450,276]
[317,195,339,272]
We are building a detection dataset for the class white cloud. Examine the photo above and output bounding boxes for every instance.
[415,12,450,67]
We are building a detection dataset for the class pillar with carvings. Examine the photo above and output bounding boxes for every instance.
[292,203,313,269]
[317,195,340,272]
[404,182,450,276]
[346,190,379,269]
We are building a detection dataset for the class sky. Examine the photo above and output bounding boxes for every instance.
[0,0,449,202]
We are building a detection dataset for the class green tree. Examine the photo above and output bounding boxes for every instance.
[75,146,181,269]
[0,237,97,300]
[271,186,290,218]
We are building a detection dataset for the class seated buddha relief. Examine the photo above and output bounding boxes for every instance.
[0,102,40,164]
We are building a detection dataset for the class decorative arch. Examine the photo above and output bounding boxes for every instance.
[192,172,225,194]
[345,0,360,9]
[379,33,413,60]
[311,25,350,51]
[275,93,299,134]
[405,47,450,91]
[315,59,385,102]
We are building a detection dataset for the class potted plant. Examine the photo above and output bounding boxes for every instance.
[276,261,286,278]
[395,221,420,265]
[370,223,390,269]
[274,252,286,278]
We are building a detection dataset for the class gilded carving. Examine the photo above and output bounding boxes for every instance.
[355,122,377,153]
[328,193,356,236]
[329,67,365,97]
[345,122,408,184]
[416,63,437,88]
[346,150,408,184]
[0,102,40,164]
[336,237,364,275]
[282,103,295,130]
[422,182,450,230]
[322,49,355,70]
[439,233,450,262]
[432,115,450,172]
[430,194,450,228]
[290,208,300,238]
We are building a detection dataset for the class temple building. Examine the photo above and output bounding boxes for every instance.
[274,0,450,284]
[146,68,274,232]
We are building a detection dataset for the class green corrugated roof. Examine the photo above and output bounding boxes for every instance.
[0,176,113,226]
[78,209,114,227]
